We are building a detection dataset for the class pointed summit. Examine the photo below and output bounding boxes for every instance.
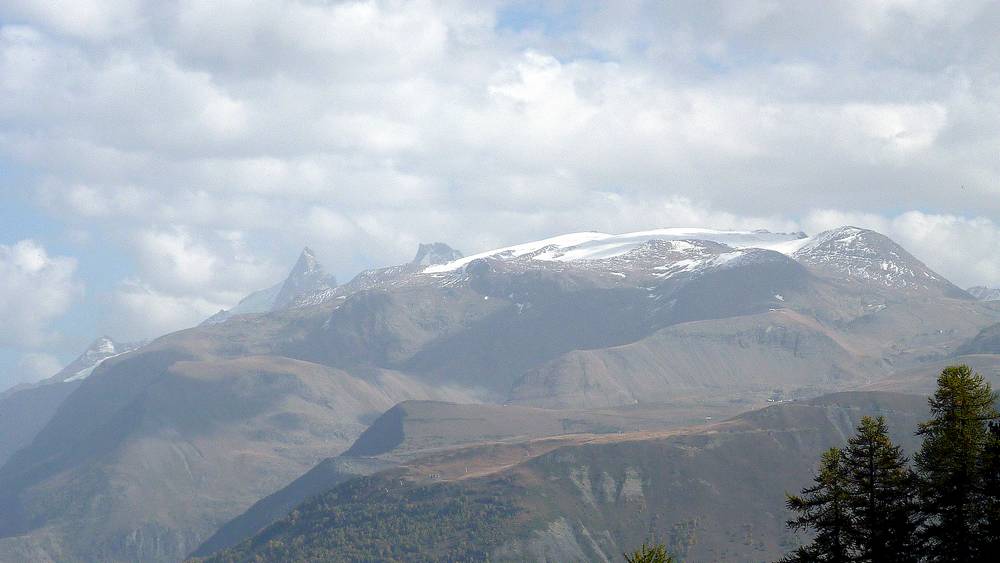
[412,243,463,267]
[48,336,145,384]
[292,247,321,275]
[272,247,338,310]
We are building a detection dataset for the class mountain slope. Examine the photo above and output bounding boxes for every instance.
[201,391,929,562]
[792,227,969,297]
[193,399,735,556]
[0,337,144,468]
[3,226,998,563]
[0,380,81,470]
[509,309,880,409]
[956,322,1000,355]
[0,337,475,562]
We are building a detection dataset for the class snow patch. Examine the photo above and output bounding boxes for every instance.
[424,228,806,273]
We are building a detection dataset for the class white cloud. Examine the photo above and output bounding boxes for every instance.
[17,352,63,383]
[1,0,142,41]
[107,280,226,340]
[2,0,1000,345]
[0,240,81,347]
[112,226,285,338]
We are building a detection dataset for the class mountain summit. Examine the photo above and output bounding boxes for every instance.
[792,226,967,296]
[48,336,144,384]
[272,247,337,309]
[412,243,463,266]
[206,247,338,323]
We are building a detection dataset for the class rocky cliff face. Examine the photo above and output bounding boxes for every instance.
[412,242,463,266]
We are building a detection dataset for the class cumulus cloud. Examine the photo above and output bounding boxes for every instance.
[105,280,226,340]
[0,240,81,347]
[105,227,285,339]
[1,0,1000,347]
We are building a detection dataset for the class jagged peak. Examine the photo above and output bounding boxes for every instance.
[290,247,322,275]
[87,336,117,355]
[413,242,463,266]
[272,246,337,310]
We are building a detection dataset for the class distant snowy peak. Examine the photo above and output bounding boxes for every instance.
[274,247,338,309]
[211,226,966,323]
[52,337,145,383]
[968,286,1000,301]
[792,226,954,293]
[413,243,463,266]
[420,225,966,296]
[424,228,807,274]
[205,247,340,324]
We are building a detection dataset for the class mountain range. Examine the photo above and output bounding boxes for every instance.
[1,226,999,562]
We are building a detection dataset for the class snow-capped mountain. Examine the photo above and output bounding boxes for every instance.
[790,226,963,294]
[205,247,338,324]
[272,247,338,309]
[419,225,964,296]
[212,226,965,327]
[45,336,146,384]
[968,286,1000,301]
[423,228,807,273]
[5,224,998,563]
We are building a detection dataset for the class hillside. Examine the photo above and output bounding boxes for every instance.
[508,309,881,409]
[201,391,929,562]
[1,226,998,562]
[0,346,474,561]
[0,337,144,467]
[956,322,1000,355]
[192,399,727,556]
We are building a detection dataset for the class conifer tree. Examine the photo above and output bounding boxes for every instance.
[841,416,919,562]
[624,542,673,563]
[915,364,999,562]
[979,421,1000,554]
[782,447,851,562]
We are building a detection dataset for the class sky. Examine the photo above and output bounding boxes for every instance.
[1,0,999,389]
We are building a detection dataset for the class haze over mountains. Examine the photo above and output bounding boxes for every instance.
[968,285,1000,301]
[1,226,999,562]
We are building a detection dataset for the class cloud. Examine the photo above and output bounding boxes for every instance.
[17,352,63,383]
[0,240,81,347]
[107,227,285,339]
[2,0,1000,346]
[1,0,142,41]
[106,280,226,340]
